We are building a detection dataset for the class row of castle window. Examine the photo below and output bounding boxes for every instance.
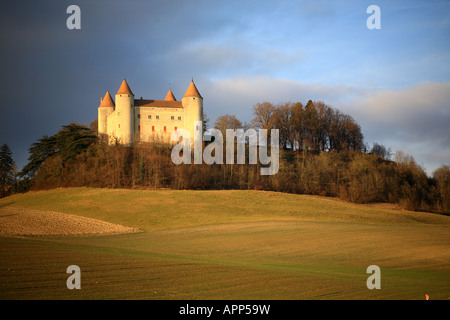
[117,124,177,133]
[138,125,177,132]
[136,114,182,121]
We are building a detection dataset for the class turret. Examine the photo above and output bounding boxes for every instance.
[98,91,115,136]
[182,80,203,140]
[114,79,135,145]
[164,89,177,101]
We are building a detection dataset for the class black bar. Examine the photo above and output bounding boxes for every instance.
[0,300,444,319]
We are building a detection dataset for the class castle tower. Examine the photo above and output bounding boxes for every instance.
[114,79,135,145]
[164,89,176,101]
[98,91,115,135]
[182,80,203,140]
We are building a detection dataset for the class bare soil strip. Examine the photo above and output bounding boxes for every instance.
[0,206,141,236]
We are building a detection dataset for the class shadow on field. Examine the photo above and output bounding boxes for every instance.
[0,201,14,208]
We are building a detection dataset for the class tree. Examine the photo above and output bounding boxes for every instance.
[90,118,98,133]
[290,102,305,151]
[214,114,243,138]
[19,135,58,179]
[251,102,276,131]
[330,112,364,152]
[251,102,276,145]
[393,151,429,211]
[19,123,98,179]
[343,116,364,152]
[273,103,295,150]
[303,100,319,153]
[56,123,98,161]
[328,109,345,151]
[433,165,450,213]
[370,142,392,160]
[314,101,333,152]
[0,144,15,197]
[202,113,210,132]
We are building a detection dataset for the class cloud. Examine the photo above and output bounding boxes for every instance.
[350,82,450,142]
[348,82,450,173]
[162,44,305,80]
[202,75,367,121]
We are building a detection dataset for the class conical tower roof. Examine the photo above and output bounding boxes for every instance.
[99,91,115,108]
[164,89,177,101]
[183,80,202,99]
[116,79,134,95]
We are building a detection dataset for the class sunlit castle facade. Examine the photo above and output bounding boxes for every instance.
[98,79,203,145]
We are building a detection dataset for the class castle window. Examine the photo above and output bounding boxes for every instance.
[148,115,151,119]
[178,116,181,120]
[156,115,159,120]
[171,116,174,120]
[137,114,141,118]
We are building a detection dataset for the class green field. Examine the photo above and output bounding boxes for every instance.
[1,188,449,299]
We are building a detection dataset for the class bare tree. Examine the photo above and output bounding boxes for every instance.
[202,113,210,132]
[370,142,392,160]
[251,102,276,130]
[433,165,450,213]
[273,103,295,149]
[214,114,243,138]
[290,102,305,152]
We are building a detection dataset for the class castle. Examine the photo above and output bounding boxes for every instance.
[98,79,203,145]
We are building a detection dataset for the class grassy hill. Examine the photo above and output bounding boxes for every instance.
[1,187,448,231]
[1,188,449,299]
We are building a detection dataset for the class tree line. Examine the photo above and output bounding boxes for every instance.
[2,100,449,214]
[215,100,364,153]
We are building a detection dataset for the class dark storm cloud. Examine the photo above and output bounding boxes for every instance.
[0,0,246,169]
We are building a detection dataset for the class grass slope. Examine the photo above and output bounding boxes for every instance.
[1,188,449,300]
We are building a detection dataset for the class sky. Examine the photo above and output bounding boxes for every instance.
[0,0,449,175]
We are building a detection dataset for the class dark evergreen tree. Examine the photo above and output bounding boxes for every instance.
[56,123,98,161]
[19,123,97,179]
[19,135,58,179]
[0,143,15,198]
